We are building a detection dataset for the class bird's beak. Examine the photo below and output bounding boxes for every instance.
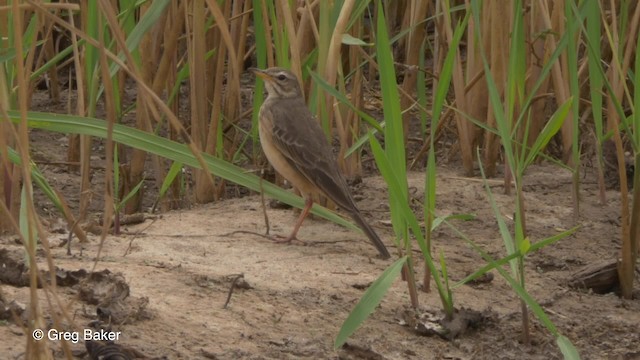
[249,68,272,81]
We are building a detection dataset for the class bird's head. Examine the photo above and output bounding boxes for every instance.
[250,67,302,99]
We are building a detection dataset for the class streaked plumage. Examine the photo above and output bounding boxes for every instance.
[251,67,391,259]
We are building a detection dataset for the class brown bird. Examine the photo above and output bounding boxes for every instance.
[251,67,391,259]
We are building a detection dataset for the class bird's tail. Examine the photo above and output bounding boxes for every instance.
[350,211,391,259]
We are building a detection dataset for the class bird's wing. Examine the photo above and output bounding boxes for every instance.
[269,98,354,210]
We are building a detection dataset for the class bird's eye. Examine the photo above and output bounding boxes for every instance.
[277,74,287,81]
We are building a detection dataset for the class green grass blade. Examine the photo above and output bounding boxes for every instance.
[157,161,183,200]
[425,7,469,258]
[344,124,384,159]
[477,150,515,255]
[375,1,408,244]
[368,135,424,245]
[117,0,171,74]
[117,179,145,212]
[431,213,475,231]
[585,1,604,142]
[6,110,358,233]
[376,1,405,174]
[308,70,383,132]
[7,147,64,215]
[451,224,579,288]
[493,259,558,335]
[85,0,100,115]
[113,144,121,202]
[30,39,80,80]
[19,184,32,249]
[252,0,268,155]
[334,256,407,349]
[505,0,526,143]
[487,258,581,358]
[524,98,573,168]
[557,335,581,360]
[370,134,451,308]
[439,251,454,316]
[417,38,428,137]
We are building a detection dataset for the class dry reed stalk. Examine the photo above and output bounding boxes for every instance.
[324,0,356,104]
[128,3,158,213]
[223,0,252,164]
[257,0,275,67]
[209,0,229,200]
[625,2,640,284]
[400,0,430,293]
[400,1,429,143]
[296,0,320,66]
[200,0,245,200]
[10,2,53,357]
[602,0,640,299]
[96,0,117,244]
[164,2,184,211]
[190,0,214,202]
[22,8,38,106]
[41,18,61,103]
[141,4,182,212]
[40,0,217,197]
[481,0,511,179]
[316,0,331,114]
[66,13,87,233]
[523,2,552,150]
[93,1,155,215]
[384,0,404,37]
[341,18,364,176]
[0,20,16,231]
[325,0,356,174]
[366,3,378,84]
[524,2,572,166]
[443,0,473,176]
[278,0,303,79]
[214,0,252,165]
[77,2,94,222]
[463,0,487,175]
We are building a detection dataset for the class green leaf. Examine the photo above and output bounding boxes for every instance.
[524,98,573,169]
[19,184,30,243]
[488,252,560,337]
[557,335,581,360]
[341,33,372,46]
[7,147,65,215]
[117,179,145,212]
[6,110,358,233]
[335,256,407,349]
[376,2,405,174]
[0,40,45,63]
[369,134,451,309]
[375,1,409,247]
[477,148,516,272]
[452,225,579,288]
[439,251,454,316]
[158,161,183,199]
[519,237,531,255]
[368,135,425,248]
[431,213,475,231]
[308,70,382,132]
[121,0,172,67]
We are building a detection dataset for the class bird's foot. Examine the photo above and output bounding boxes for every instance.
[268,234,305,245]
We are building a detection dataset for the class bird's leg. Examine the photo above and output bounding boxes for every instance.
[272,198,313,243]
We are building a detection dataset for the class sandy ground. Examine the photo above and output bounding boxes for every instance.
[1,164,640,359]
